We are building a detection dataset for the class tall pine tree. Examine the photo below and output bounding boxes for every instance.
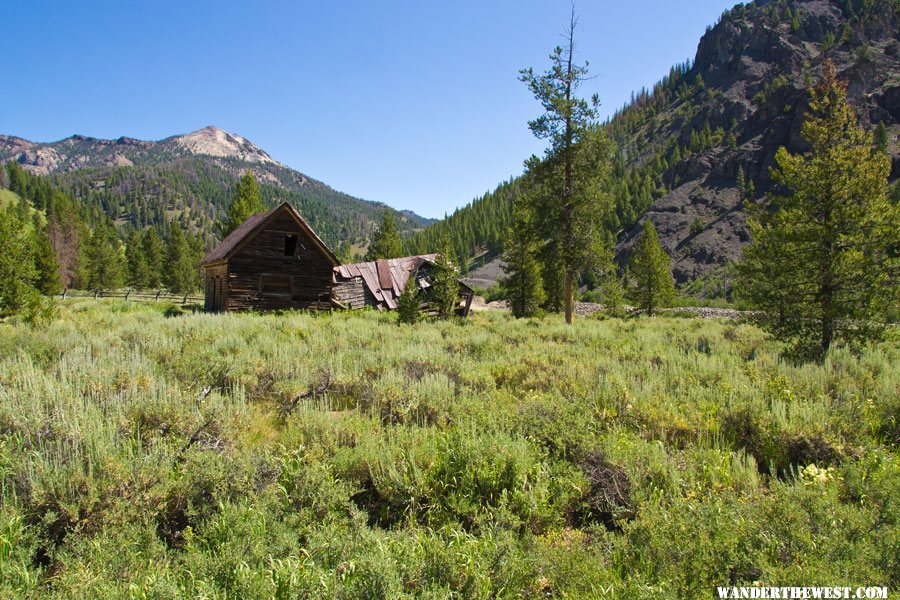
[142,229,165,289]
[126,230,150,288]
[0,205,42,318]
[84,221,126,290]
[32,218,62,296]
[366,210,404,260]
[164,222,199,293]
[739,61,898,361]
[500,200,545,318]
[218,170,264,238]
[519,8,614,323]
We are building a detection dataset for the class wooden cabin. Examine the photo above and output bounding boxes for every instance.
[202,202,473,316]
[201,202,340,312]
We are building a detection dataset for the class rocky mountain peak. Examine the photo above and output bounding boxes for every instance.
[172,126,281,166]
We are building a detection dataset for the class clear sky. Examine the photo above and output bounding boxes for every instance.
[5,0,736,218]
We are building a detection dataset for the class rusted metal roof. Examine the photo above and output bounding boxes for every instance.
[335,254,438,310]
[201,202,339,266]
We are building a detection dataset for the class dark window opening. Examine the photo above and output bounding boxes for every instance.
[284,234,298,256]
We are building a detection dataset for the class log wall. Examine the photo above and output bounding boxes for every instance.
[217,212,336,312]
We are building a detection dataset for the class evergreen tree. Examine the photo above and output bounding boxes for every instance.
[628,219,675,316]
[600,274,627,318]
[0,206,43,318]
[736,166,746,197]
[366,210,404,260]
[519,8,615,323]
[45,191,84,289]
[335,240,354,264]
[32,219,62,296]
[6,162,27,197]
[429,253,460,319]
[500,201,545,318]
[726,132,738,150]
[396,277,422,324]
[84,221,126,290]
[874,122,889,155]
[142,229,165,289]
[164,222,198,293]
[217,170,264,238]
[126,230,150,288]
[738,61,898,361]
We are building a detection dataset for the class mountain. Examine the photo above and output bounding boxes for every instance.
[407,0,899,293]
[0,126,434,251]
[614,0,898,288]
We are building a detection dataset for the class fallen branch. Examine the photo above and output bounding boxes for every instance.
[280,370,332,417]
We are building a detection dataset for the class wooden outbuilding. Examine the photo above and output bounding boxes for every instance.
[333,255,474,316]
[201,202,340,312]
[202,202,473,316]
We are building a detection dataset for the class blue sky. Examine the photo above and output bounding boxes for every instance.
[5,1,736,218]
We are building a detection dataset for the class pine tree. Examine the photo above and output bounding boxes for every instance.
[396,276,422,324]
[628,220,675,316]
[726,132,738,150]
[0,206,43,318]
[736,166,746,197]
[500,202,545,318]
[874,122,889,155]
[519,8,615,324]
[429,253,460,319]
[600,274,626,318]
[164,222,199,293]
[126,230,150,289]
[142,229,165,289]
[366,210,404,260]
[6,162,27,197]
[32,220,62,296]
[45,191,84,289]
[84,221,126,290]
[738,61,898,361]
[218,170,264,238]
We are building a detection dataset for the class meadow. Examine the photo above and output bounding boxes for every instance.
[0,299,896,598]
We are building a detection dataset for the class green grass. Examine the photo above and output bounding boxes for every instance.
[0,299,896,598]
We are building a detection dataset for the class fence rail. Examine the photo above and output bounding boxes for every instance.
[60,288,204,304]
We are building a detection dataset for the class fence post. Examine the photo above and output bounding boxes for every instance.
[62,288,68,299]
[125,290,131,301]
[155,290,162,301]
[183,292,189,305]
[94,289,99,299]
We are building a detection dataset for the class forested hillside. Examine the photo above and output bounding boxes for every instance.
[0,126,433,255]
[406,0,899,290]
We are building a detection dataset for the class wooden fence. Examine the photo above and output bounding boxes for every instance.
[59,288,204,304]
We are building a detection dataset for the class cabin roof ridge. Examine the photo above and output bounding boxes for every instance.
[201,203,339,266]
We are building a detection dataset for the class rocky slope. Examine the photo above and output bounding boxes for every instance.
[615,0,899,286]
[0,126,432,248]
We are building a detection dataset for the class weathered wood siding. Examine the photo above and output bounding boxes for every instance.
[204,263,228,312]
[332,277,377,309]
[223,212,335,312]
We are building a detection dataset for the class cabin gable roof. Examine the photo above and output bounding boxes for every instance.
[202,202,339,267]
